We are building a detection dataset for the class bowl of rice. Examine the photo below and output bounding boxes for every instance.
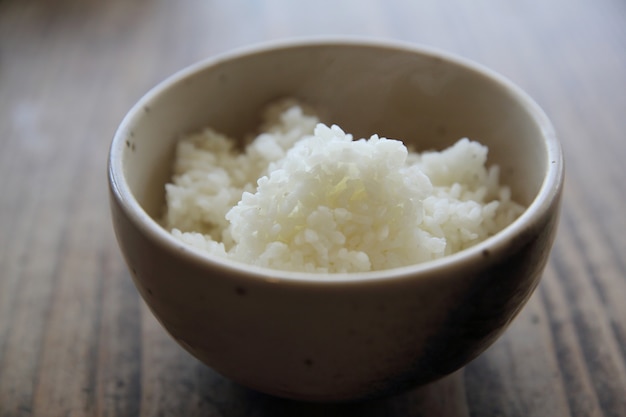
[108,38,563,402]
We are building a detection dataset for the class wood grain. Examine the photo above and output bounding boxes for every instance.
[1,0,625,415]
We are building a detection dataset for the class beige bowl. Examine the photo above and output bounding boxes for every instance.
[108,39,563,402]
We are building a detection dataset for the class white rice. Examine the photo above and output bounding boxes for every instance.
[162,103,524,273]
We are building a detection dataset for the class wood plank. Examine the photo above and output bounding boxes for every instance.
[0,0,625,415]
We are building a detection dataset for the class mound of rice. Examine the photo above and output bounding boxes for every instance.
[162,103,524,273]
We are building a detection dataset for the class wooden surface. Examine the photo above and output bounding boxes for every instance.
[1,0,625,415]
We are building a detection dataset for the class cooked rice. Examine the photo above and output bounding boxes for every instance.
[162,103,524,273]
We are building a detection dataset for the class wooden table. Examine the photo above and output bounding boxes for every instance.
[1,0,625,415]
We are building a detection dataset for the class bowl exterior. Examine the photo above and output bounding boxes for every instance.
[109,185,561,401]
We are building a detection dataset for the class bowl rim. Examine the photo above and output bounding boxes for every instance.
[108,36,564,286]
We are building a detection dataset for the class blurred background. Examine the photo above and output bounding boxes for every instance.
[1,1,625,416]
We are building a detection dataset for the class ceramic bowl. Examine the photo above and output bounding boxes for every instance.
[108,39,563,402]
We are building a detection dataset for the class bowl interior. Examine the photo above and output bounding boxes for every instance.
[115,41,551,232]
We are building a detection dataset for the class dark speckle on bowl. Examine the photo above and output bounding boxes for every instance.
[124,139,135,151]
[304,358,314,367]
[235,286,247,296]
